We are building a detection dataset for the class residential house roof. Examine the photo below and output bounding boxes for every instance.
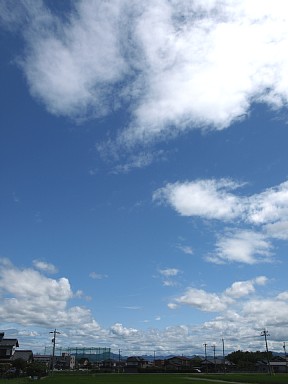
[0,339,19,348]
[11,350,33,362]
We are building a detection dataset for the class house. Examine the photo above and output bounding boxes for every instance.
[165,356,194,371]
[101,358,125,372]
[11,350,33,363]
[200,357,233,372]
[0,332,19,362]
[154,359,165,367]
[125,356,149,372]
[33,353,75,370]
[55,353,75,370]
[33,355,52,367]
[270,361,288,373]
[256,360,288,373]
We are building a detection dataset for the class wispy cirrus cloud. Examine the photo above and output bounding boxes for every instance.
[159,268,181,287]
[89,271,108,280]
[159,268,180,277]
[33,259,58,274]
[110,150,167,174]
[176,244,193,255]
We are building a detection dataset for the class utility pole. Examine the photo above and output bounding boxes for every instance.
[118,349,121,373]
[283,342,287,373]
[222,339,225,373]
[211,345,216,372]
[49,329,60,373]
[261,329,271,375]
[203,343,208,373]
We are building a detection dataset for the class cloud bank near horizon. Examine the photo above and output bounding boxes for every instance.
[1,258,288,353]
[2,0,288,146]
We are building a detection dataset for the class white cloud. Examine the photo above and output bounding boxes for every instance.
[153,179,244,221]
[0,259,100,331]
[154,178,288,263]
[159,268,180,277]
[110,150,166,174]
[0,259,285,355]
[159,268,180,287]
[17,0,128,119]
[276,291,288,300]
[264,221,288,239]
[119,0,288,144]
[33,259,58,274]
[208,230,273,265]
[172,288,228,312]
[243,298,288,328]
[154,179,288,226]
[225,276,268,299]
[89,272,108,280]
[3,1,288,145]
[110,323,138,337]
[169,276,269,312]
[176,244,193,255]
[224,281,256,299]
[163,280,178,287]
[247,181,288,225]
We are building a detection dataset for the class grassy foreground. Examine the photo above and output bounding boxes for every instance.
[2,373,288,384]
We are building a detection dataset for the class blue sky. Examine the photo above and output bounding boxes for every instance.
[1,0,288,357]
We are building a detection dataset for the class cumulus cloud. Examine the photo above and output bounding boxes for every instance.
[247,181,288,225]
[169,276,268,312]
[242,298,288,329]
[2,1,288,145]
[110,323,138,337]
[12,0,128,119]
[225,276,268,298]
[118,0,288,144]
[207,230,273,264]
[0,259,100,331]
[1,259,285,354]
[264,221,288,240]
[172,288,228,312]
[153,178,244,220]
[154,178,288,263]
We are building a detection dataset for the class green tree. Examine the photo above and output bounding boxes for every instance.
[26,362,47,377]
[12,358,27,376]
[226,350,273,370]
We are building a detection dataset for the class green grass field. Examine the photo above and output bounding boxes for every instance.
[2,373,288,384]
